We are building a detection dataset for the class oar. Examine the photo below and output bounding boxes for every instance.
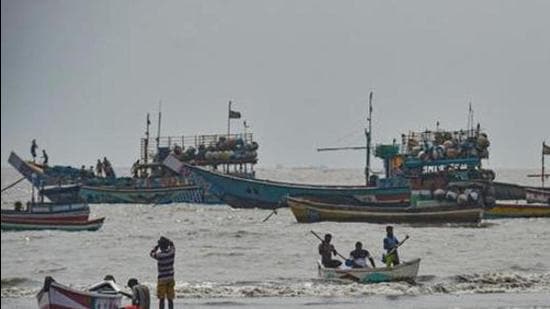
[310,230,347,260]
[387,235,409,256]
[1,176,26,193]
[262,209,277,222]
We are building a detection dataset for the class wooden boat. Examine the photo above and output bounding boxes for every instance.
[485,202,550,218]
[79,184,206,204]
[317,258,421,283]
[1,202,90,223]
[164,155,410,209]
[37,276,122,309]
[287,197,483,224]
[1,217,105,231]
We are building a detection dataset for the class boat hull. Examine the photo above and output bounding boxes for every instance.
[37,276,121,309]
[318,258,421,283]
[525,188,550,204]
[485,203,550,218]
[1,202,90,223]
[78,185,210,204]
[163,155,410,209]
[1,218,105,231]
[288,197,483,224]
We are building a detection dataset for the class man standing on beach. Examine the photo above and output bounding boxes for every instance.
[150,236,175,309]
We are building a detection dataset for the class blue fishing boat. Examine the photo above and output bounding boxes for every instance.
[163,98,499,210]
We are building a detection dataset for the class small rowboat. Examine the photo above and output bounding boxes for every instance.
[317,258,421,283]
[1,217,105,231]
[37,276,122,309]
[287,197,483,224]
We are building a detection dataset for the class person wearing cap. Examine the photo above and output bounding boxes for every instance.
[318,233,341,268]
[349,241,376,268]
[150,236,175,309]
[383,226,400,267]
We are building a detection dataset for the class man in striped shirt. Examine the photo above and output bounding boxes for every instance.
[150,236,176,309]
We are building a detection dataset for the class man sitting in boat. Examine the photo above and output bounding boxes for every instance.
[318,234,342,268]
[383,226,400,267]
[349,241,376,268]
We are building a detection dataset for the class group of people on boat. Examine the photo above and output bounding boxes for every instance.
[30,139,48,166]
[95,157,115,178]
[318,226,402,269]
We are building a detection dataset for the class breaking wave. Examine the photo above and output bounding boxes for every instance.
[3,272,549,299]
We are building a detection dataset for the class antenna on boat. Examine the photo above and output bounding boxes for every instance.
[467,102,474,137]
[156,100,162,151]
[365,91,373,186]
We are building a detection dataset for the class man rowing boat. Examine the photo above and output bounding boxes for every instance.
[349,241,376,268]
[318,233,342,268]
[383,226,400,267]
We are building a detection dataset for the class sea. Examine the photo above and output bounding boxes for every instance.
[1,167,549,308]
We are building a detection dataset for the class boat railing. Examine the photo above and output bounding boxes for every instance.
[140,133,254,162]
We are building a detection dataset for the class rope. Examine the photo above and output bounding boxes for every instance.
[1,176,26,193]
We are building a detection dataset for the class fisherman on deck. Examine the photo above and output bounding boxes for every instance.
[318,233,342,268]
[383,226,400,267]
[31,139,38,162]
[41,150,49,166]
[349,241,376,268]
[96,159,103,177]
[150,236,176,309]
[131,160,140,178]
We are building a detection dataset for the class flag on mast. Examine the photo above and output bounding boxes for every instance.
[544,142,550,155]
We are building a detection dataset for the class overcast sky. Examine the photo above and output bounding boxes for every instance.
[2,0,549,170]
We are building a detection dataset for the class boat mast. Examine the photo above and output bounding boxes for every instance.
[365,91,373,185]
[227,100,232,137]
[144,113,150,164]
[543,141,546,188]
[156,101,162,151]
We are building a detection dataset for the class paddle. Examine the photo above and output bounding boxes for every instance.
[387,234,409,256]
[310,230,347,261]
[382,235,410,265]
[262,209,277,222]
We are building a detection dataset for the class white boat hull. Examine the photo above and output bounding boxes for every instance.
[318,258,421,283]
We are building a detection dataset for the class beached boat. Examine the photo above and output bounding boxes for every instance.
[317,258,421,283]
[287,197,483,224]
[37,276,122,309]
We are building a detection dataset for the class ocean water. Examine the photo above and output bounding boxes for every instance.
[1,167,549,308]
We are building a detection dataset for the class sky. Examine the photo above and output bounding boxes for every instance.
[2,0,549,170]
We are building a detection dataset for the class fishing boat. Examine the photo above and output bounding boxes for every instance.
[1,217,105,231]
[485,142,550,219]
[484,202,550,219]
[7,105,259,205]
[317,258,421,283]
[163,105,497,210]
[287,196,484,224]
[37,276,122,309]
[164,155,410,209]
[1,201,90,223]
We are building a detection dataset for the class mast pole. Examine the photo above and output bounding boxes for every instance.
[145,113,150,164]
[543,142,546,188]
[366,91,373,186]
[228,100,231,137]
[156,101,162,151]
